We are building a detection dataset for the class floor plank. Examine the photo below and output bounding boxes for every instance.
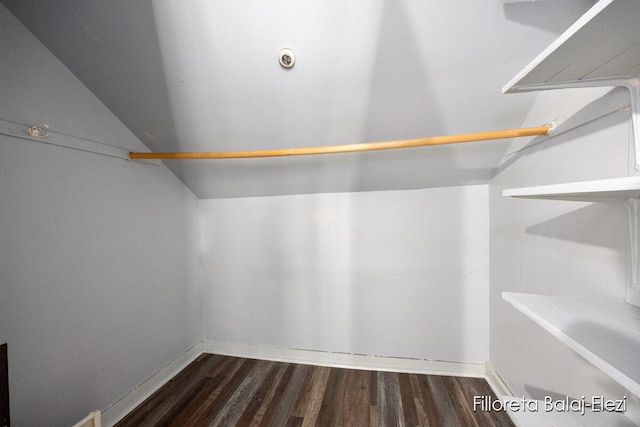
[115,354,514,427]
[398,373,418,426]
[299,366,330,427]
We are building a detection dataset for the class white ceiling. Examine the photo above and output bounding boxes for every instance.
[2,0,597,198]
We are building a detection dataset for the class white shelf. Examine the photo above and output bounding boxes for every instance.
[504,396,637,427]
[501,1,640,407]
[503,0,640,94]
[502,0,640,169]
[503,292,640,398]
[502,176,640,202]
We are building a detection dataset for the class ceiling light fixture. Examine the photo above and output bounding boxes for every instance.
[278,48,295,68]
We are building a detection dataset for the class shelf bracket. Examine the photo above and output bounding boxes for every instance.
[626,198,640,305]
[622,79,640,171]
[626,199,640,287]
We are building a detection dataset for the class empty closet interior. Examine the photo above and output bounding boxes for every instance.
[2,0,640,425]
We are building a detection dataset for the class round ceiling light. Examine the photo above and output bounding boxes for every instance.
[279,48,295,68]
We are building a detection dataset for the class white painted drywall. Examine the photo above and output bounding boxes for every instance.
[0,6,202,426]
[489,86,640,421]
[201,185,489,363]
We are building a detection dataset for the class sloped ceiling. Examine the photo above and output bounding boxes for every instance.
[1,0,596,198]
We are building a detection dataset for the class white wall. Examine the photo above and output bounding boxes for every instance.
[0,6,202,426]
[489,86,640,420]
[201,186,489,363]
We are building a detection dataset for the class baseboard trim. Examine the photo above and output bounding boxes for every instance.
[484,361,513,398]
[101,342,204,427]
[203,340,486,378]
[484,363,521,426]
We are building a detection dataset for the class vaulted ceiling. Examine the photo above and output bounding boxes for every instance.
[2,0,597,198]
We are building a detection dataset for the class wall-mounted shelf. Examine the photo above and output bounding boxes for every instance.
[503,176,640,303]
[501,0,640,407]
[504,178,640,398]
[503,292,640,398]
[502,176,640,202]
[503,0,640,169]
[504,395,637,427]
[503,0,640,94]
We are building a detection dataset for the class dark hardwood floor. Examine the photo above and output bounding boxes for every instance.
[115,353,514,427]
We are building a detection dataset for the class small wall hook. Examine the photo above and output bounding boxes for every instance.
[27,125,49,138]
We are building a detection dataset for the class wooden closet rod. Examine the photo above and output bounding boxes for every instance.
[129,124,552,160]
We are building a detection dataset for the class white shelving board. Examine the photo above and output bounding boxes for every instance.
[503,0,640,93]
[504,396,637,427]
[503,292,640,398]
[502,176,640,202]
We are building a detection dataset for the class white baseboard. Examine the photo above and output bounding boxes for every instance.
[101,342,204,427]
[484,361,513,398]
[203,340,487,378]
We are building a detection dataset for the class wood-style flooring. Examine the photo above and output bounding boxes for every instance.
[115,353,514,427]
